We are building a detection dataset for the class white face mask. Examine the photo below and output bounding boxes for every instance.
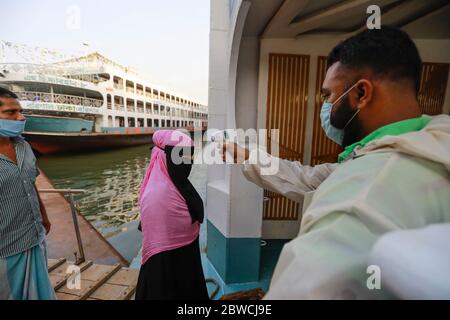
[320,82,360,145]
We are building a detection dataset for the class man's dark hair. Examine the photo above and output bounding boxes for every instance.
[0,86,18,101]
[327,26,422,94]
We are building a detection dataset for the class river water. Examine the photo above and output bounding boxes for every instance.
[37,141,207,240]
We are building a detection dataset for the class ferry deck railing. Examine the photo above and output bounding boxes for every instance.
[38,188,87,265]
[16,91,103,108]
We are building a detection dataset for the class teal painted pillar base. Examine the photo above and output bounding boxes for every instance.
[207,220,261,284]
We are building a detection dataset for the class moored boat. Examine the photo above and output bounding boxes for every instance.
[0,51,208,154]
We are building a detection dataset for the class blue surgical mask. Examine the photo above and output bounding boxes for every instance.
[320,83,360,145]
[0,119,26,137]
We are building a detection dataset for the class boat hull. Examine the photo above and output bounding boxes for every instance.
[24,131,154,155]
[25,115,94,133]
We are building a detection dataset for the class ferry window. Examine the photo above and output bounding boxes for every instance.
[154,119,159,127]
[126,80,135,93]
[113,76,124,90]
[137,101,144,113]
[127,98,135,112]
[114,96,124,111]
[95,73,110,84]
[162,120,166,127]
[107,94,112,109]
[145,87,152,98]
[138,118,144,127]
[128,118,135,127]
[117,117,125,127]
[136,84,144,96]
[147,119,152,127]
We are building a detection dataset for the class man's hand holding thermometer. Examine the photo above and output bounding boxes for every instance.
[210,130,250,164]
[220,142,250,164]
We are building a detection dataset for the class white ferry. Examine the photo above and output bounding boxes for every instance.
[0,52,208,154]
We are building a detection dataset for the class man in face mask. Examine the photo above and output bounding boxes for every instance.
[222,26,450,299]
[0,87,55,300]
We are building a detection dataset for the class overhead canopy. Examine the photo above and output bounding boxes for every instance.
[241,0,450,39]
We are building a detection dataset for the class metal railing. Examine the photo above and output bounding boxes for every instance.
[38,188,87,265]
[16,91,103,108]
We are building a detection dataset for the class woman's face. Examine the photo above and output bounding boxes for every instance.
[165,146,194,181]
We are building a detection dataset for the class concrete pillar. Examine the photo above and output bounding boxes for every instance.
[206,0,261,284]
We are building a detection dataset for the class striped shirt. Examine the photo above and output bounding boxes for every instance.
[0,137,45,258]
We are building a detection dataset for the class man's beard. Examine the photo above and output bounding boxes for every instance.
[331,95,364,148]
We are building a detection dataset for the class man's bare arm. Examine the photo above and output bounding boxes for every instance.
[35,185,51,234]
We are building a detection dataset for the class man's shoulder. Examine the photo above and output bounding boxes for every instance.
[308,151,449,226]
[13,136,32,148]
[12,135,26,144]
[13,137,37,160]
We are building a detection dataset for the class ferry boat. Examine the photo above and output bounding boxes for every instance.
[0,52,208,154]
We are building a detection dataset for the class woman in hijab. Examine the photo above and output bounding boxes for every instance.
[135,130,208,300]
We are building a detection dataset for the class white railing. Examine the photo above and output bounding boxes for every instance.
[16,91,103,108]
[115,104,125,111]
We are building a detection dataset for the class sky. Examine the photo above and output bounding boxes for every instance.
[0,0,210,104]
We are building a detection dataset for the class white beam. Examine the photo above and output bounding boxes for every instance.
[262,0,310,38]
[291,0,397,37]
[401,3,450,30]
[345,0,449,38]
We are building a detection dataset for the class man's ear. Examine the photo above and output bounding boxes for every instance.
[355,79,373,109]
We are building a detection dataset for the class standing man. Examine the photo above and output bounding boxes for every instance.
[223,26,450,299]
[0,87,55,300]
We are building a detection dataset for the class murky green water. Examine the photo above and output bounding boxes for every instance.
[37,142,207,239]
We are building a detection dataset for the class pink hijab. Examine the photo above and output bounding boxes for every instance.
[138,130,200,264]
